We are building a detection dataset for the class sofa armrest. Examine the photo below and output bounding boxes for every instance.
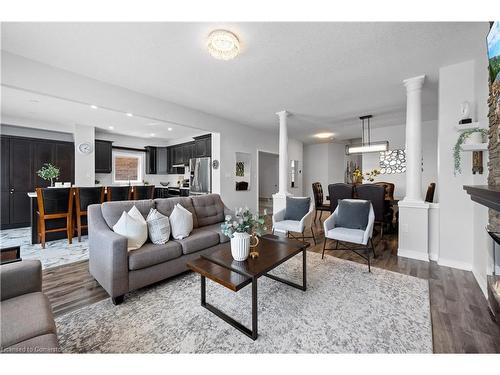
[88,204,129,299]
[1,260,41,301]
[323,213,336,234]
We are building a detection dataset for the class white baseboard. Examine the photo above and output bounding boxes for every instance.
[437,258,472,271]
[397,248,430,262]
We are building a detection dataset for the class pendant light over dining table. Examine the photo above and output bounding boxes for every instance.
[345,115,389,155]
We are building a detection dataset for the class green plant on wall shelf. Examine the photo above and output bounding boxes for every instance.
[453,128,488,176]
[36,163,60,186]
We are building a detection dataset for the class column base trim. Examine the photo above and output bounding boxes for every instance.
[397,248,430,262]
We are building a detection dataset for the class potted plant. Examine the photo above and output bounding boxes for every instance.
[453,128,488,175]
[221,208,267,261]
[36,163,60,187]
[364,168,381,182]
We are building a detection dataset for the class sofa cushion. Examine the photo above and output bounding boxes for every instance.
[284,196,310,221]
[146,208,170,245]
[192,194,225,227]
[101,199,154,228]
[1,292,57,349]
[202,223,230,243]
[326,227,366,245]
[174,228,220,255]
[154,197,199,228]
[128,241,182,271]
[112,209,148,251]
[5,333,60,353]
[169,204,194,240]
[336,199,370,230]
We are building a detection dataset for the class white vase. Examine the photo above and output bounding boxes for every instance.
[230,232,250,261]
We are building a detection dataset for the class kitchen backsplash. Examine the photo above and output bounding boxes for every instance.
[95,173,187,187]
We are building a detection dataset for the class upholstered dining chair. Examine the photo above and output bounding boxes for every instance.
[312,182,330,222]
[355,183,390,239]
[74,187,105,241]
[106,186,132,201]
[272,196,316,245]
[133,185,155,200]
[322,199,376,272]
[36,187,74,249]
[374,181,395,201]
[327,183,354,213]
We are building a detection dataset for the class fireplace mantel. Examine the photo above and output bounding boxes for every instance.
[463,185,500,212]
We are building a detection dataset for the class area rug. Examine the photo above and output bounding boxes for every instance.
[55,252,432,353]
[0,227,88,269]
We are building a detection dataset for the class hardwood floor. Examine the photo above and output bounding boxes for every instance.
[41,216,500,353]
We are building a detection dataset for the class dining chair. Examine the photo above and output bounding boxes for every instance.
[36,187,74,249]
[106,186,132,201]
[312,182,330,222]
[272,197,316,245]
[374,182,395,201]
[355,184,391,240]
[327,183,354,213]
[74,187,105,241]
[133,185,155,200]
[425,182,436,203]
[322,199,376,272]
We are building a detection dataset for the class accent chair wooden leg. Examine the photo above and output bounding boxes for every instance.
[370,238,377,258]
[367,249,371,273]
[322,238,327,259]
[311,227,316,245]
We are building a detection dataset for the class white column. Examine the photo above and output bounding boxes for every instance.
[398,75,429,262]
[277,110,289,195]
[273,110,291,218]
[403,75,425,203]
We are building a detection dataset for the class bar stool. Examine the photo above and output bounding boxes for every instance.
[74,187,105,241]
[36,187,74,249]
[132,185,155,200]
[106,186,131,201]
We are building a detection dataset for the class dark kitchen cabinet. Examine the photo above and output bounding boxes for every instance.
[95,140,113,173]
[0,135,75,229]
[157,147,168,174]
[174,145,184,165]
[145,146,157,174]
[183,142,194,163]
[194,134,211,158]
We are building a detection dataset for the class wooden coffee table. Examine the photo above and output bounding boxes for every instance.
[187,234,307,340]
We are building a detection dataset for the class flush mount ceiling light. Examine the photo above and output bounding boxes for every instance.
[90,104,98,109]
[207,29,240,60]
[314,132,335,139]
[126,113,133,117]
[345,115,389,155]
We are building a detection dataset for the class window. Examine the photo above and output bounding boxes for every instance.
[113,151,144,184]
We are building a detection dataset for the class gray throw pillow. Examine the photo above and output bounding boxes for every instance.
[284,197,310,221]
[336,199,370,230]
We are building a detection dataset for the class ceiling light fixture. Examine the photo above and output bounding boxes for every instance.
[207,29,240,60]
[314,132,334,139]
[345,115,389,155]
[90,105,98,109]
[126,113,133,117]
[150,133,155,137]
[167,127,173,131]
[108,126,114,130]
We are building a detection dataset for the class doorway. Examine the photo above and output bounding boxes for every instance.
[258,151,279,215]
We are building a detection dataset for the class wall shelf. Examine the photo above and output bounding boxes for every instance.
[455,122,482,131]
[461,143,488,151]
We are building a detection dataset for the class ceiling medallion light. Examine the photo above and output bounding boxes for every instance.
[207,29,240,60]
[314,132,334,139]
[345,115,389,155]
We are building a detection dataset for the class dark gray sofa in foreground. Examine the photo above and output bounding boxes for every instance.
[0,260,60,353]
[88,194,231,304]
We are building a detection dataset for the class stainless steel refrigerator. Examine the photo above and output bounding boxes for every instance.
[189,157,211,194]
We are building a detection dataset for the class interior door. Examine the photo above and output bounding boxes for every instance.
[1,137,10,227]
[9,138,33,226]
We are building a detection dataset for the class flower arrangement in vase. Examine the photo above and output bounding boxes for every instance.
[221,207,267,261]
[352,168,380,183]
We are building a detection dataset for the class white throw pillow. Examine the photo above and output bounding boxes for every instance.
[112,206,148,250]
[146,208,170,245]
[169,203,193,240]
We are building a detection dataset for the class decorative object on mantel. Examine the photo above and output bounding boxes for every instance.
[36,163,60,187]
[453,128,488,175]
[459,101,473,124]
[345,115,389,154]
[221,208,266,261]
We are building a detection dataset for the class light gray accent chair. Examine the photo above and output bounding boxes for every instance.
[1,260,59,353]
[88,194,233,305]
[272,197,316,245]
[322,199,376,272]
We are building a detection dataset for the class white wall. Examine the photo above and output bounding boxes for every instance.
[2,52,297,212]
[73,124,95,186]
[362,121,438,200]
[258,152,279,199]
[288,138,304,196]
[437,59,491,296]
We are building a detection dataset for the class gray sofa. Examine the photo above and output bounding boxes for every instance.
[0,260,60,353]
[88,194,231,304]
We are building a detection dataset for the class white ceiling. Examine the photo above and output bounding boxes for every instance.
[1,86,206,142]
[0,22,490,143]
